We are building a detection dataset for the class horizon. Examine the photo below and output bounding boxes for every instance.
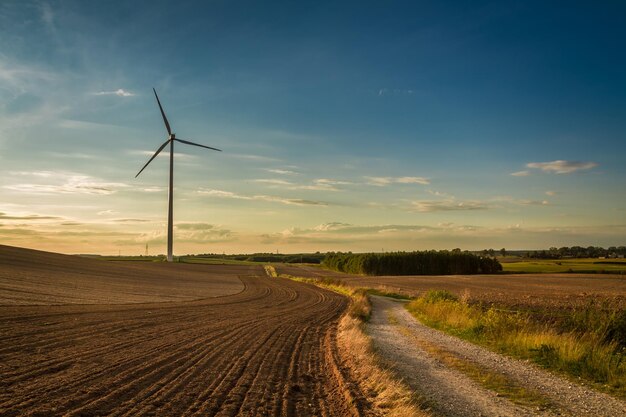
[1,1,625,256]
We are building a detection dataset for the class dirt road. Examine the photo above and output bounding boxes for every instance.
[0,247,365,416]
[368,296,626,417]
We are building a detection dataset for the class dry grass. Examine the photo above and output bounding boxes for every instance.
[263,264,278,277]
[337,314,427,416]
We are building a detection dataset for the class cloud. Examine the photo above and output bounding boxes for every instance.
[266,169,298,175]
[253,178,350,192]
[141,186,165,193]
[260,222,460,245]
[411,200,489,212]
[4,171,129,195]
[526,160,597,174]
[366,176,430,186]
[517,200,549,206]
[545,191,558,196]
[510,170,530,177]
[94,89,135,97]
[129,150,194,160]
[226,153,280,162]
[197,188,328,206]
[0,212,61,221]
[112,218,151,223]
[253,179,293,186]
[129,223,235,244]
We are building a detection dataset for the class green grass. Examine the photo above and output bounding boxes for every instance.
[502,258,626,274]
[366,288,412,300]
[405,290,626,399]
[178,257,260,265]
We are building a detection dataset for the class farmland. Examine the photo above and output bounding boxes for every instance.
[0,246,364,416]
[501,257,626,274]
[275,264,626,309]
[275,264,626,401]
[3,246,626,416]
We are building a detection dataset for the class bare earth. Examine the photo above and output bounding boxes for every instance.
[0,246,366,416]
[368,295,626,417]
[0,245,247,305]
[275,264,626,308]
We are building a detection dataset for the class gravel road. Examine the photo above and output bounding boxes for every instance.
[367,295,626,417]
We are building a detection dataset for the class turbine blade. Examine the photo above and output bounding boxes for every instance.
[174,138,222,152]
[153,88,172,135]
[135,140,170,178]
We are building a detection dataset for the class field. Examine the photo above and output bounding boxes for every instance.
[3,246,625,416]
[275,264,626,309]
[501,257,626,274]
[0,246,364,416]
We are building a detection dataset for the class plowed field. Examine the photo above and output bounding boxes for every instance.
[0,246,362,416]
[275,264,626,308]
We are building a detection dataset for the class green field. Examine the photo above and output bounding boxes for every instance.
[501,258,626,274]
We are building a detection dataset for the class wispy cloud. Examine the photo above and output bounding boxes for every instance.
[0,212,62,221]
[265,168,298,175]
[252,178,350,192]
[253,179,293,186]
[510,170,530,177]
[197,188,327,206]
[517,199,549,206]
[112,218,151,223]
[117,223,235,245]
[4,171,129,195]
[94,89,135,97]
[365,176,430,186]
[226,153,280,162]
[526,160,597,174]
[411,200,489,212]
[129,150,195,160]
[545,191,558,196]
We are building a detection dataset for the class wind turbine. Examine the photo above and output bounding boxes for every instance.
[136,88,221,262]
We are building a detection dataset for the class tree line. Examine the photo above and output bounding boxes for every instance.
[323,251,502,276]
[526,246,626,259]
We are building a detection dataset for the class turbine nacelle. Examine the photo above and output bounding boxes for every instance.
[169,133,176,140]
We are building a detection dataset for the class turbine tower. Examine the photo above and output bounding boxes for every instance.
[136,88,221,262]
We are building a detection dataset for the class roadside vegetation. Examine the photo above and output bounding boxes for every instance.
[323,251,502,275]
[265,266,426,416]
[406,290,626,398]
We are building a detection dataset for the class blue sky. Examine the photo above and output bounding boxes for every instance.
[0,0,624,254]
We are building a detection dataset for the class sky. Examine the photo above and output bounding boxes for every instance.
[0,0,625,255]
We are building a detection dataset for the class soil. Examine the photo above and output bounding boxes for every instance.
[275,265,626,309]
[367,295,626,417]
[0,246,366,416]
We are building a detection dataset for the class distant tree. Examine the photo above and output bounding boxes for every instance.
[500,248,506,257]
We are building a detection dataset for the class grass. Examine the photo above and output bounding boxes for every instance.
[406,290,626,399]
[502,258,626,274]
[366,288,412,300]
[389,313,554,410]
